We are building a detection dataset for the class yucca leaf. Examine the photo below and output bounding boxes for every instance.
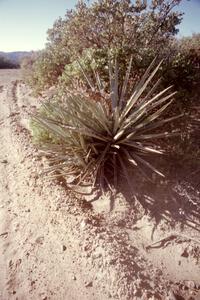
[141,78,162,104]
[137,85,173,110]
[113,153,118,191]
[85,148,92,163]
[122,148,138,166]
[132,152,165,177]
[44,171,77,180]
[42,164,66,173]
[129,99,174,132]
[93,69,104,95]
[111,144,120,149]
[119,55,133,107]
[79,100,111,134]
[77,59,95,91]
[118,155,133,191]
[79,134,87,152]
[122,141,163,154]
[114,59,119,108]
[146,92,177,113]
[121,60,162,119]
[108,56,116,110]
[76,159,95,186]
[121,87,175,130]
[113,106,120,134]
[95,142,111,172]
[137,114,183,133]
[58,108,107,137]
[37,114,110,142]
[114,129,125,141]
[33,116,68,139]
[130,153,154,182]
[138,99,174,126]
[99,161,105,191]
[134,57,158,92]
[135,131,179,140]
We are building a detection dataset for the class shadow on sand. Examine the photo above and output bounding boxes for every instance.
[119,176,200,233]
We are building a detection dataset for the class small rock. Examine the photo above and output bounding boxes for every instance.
[149,296,157,300]
[85,281,93,287]
[149,281,155,289]
[31,281,35,286]
[107,258,116,265]
[72,275,76,280]
[80,220,88,229]
[1,159,8,164]
[167,290,177,300]
[35,236,44,245]
[187,245,193,252]
[185,280,196,289]
[141,290,148,300]
[181,248,189,258]
[62,245,67,251]
[196,283,200,290]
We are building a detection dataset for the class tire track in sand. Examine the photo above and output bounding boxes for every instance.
[0,78,109,300]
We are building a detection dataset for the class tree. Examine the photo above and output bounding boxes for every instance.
[58,0,183,60]
[163,34,200,111]
[0,55,18,69]
[26,0,184,93]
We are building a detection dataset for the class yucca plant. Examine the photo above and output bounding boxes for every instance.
[31,57,180,192]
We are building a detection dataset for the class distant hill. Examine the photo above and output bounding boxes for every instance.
[0,51,32,68]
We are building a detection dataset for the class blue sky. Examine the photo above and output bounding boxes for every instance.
[178,0,200,37]
[0,0,200,52]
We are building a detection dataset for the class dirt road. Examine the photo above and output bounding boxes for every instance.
[0,70,111,300]
[0,70,200,300]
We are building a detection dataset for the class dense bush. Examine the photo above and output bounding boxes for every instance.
[163,34,200,112]
[23,0,183,94]
[21,47,70,94]
[0,55,18,69]
[161,34,200,168]
[21,52,39,87]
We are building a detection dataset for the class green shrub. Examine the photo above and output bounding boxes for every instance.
[57,49,97,92]
[22,47,70,95]
[23,0,183,95]
[160,35,200,171]
[30,107,55,144]
[163,50,200,112]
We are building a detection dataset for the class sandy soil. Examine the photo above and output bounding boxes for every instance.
[0,69,200,300]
